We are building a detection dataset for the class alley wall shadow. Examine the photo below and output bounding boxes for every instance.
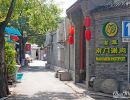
[8,92,124,100]
[20,66,54,73]
[8,91,80,100]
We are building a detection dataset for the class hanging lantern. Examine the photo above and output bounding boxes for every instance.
[68,35,74,44]
[10,36,19,41]
[84,16,91,27]
[85,30,91,41]
[69,25,75,35]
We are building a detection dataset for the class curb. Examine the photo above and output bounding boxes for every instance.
[64,82,86,96]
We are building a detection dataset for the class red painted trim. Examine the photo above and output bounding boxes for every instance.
[80,27,83,70]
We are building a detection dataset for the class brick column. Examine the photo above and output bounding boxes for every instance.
[71,10,84,83]
[80,0,90,89]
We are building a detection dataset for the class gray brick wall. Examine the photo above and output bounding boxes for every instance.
[70,8,85,83]
[90,7,130,91]
[46,32,58,67]
[79,0,130,91]
[45,18,75,81]
[51,33,58,66]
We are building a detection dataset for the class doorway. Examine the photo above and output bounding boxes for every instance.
[79,26,86,82]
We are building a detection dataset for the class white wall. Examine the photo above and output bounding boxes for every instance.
[30,44,41,60]
[31,49,36,60]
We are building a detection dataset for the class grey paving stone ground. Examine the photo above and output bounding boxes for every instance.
[7,60,88,100]
[7,60,124,100]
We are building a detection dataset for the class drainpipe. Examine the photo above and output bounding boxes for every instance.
[128,43,130,86]
[64,18,67,42]
[69,44,70,71]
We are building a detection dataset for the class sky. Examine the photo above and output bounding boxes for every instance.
[54,0,77,17]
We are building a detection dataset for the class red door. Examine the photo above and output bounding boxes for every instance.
[80,26,86,81]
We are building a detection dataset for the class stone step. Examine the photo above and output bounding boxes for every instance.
[58,71,71,81]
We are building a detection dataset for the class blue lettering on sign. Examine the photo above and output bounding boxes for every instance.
[122,21,130,37]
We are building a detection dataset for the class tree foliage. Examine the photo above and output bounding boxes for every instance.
[29,35,46,47]
[5,43,17,75]
[0,0,61,37]
[0,0,16,97]
[0,0,61,97]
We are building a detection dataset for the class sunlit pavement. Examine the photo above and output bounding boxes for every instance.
[8,60,89,100]
[29,60,47,67]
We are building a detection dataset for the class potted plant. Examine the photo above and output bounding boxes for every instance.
[5,43,17,83]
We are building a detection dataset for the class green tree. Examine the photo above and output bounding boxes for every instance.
[0,0,16,97]
[29,35,46,47]
[0,0,61,97]
[5,43,17,75]
[0,0,61,39]
[0,0,61,63]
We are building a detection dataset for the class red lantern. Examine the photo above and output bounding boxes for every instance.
[10,36,19,41]
[69,25,75,35]
[85,30,91,41]
[68,35,74,44]
[84,16,91,27]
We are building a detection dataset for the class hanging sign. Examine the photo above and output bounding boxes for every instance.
[96,21,127,62]
[122,21,130,42]
[96,56,127,62]
[103,22,118,37]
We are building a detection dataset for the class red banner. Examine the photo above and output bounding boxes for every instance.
[25,44,31,51]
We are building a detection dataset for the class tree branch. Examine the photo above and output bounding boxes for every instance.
[4,0,16,26]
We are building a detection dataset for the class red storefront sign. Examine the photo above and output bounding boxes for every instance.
[25,44,31,51]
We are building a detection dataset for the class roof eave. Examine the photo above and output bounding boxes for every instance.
[66,1,81,18]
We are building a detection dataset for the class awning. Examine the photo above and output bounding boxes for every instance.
[6,38,13,43]
[5,27,21,36]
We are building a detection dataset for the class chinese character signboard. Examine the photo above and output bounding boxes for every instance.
[103,22,118,37]
[96,22,127,62]
[96,56,127,62]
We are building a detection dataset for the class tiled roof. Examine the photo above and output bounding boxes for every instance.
[66,1,80,14]
[91,0,130,12]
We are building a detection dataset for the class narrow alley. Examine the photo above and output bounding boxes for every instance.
[1,0,130,100]
[7,60,88,100]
